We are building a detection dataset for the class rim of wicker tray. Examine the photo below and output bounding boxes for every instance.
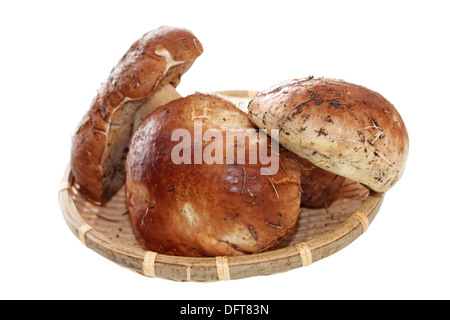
[58,163,384,282]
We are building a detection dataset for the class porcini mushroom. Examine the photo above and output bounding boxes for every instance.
[71,26,203,204]
[248,77,409,193]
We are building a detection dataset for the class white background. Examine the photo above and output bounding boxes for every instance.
[1,0,449,300]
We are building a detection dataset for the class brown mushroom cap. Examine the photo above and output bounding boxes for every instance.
[125,93,302,257]
[71,26,203,204]
[248,77,409,193]
[295,156,346,208]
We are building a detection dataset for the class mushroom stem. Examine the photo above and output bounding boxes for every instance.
[214,90,259,113]
[133,84,182,132]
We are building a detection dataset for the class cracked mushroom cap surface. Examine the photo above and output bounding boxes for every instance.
[248,77,409,193]
[71,26,203,204]
[125,93,302,257]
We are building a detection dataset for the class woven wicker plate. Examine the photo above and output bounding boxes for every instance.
[58,90,385,281]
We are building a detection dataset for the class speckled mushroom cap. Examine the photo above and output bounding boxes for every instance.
[248,77,409,193]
